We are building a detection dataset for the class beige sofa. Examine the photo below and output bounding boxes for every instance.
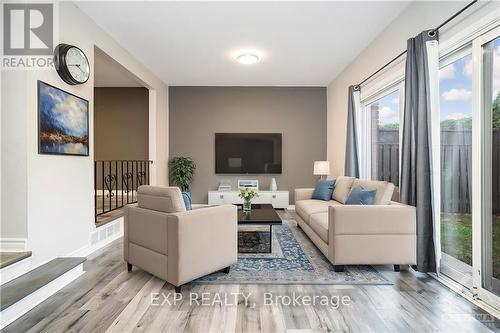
[295,177,416,272]
[124,186,237,292]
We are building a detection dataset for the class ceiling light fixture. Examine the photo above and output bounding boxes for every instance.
[237,53,259,65]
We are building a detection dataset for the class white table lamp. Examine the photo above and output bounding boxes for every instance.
[313,161,330,179]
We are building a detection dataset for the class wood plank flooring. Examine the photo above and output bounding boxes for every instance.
[0,251,32,269]
[3,211,499,332]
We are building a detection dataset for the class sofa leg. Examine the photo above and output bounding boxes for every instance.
[394,264,400,272]
[175,285,182,293]
[222,266,231,274]
[127,262,132,272]
[334,265,345,272]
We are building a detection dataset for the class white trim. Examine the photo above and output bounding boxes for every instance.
[0,239,27,252]
[0,257,33,285]
[359,57,405,103]
[0,264,84,329]
[359,83,403,182]
[439,1,500,59]
[439,44,472,68]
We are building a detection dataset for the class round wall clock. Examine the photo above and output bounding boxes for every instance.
[54,43,90,85]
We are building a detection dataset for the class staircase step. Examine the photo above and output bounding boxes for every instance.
[0,252,32,269]
[0,257,85,311]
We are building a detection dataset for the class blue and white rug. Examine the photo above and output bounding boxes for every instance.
[193,216,391,285]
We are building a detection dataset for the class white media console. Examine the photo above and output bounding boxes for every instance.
[208,190,289,209]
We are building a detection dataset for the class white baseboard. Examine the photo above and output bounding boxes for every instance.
[0,257,33,285]
[0,264,85,329]
[0,238,27,252]
[71,217,123,258]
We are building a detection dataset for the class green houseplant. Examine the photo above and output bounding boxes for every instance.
[169,157,196,192]
[239,188,259,212]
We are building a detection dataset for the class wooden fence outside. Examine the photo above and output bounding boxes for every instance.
[374,129,500,214]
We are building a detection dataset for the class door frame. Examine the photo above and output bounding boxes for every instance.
[471,25,500,309]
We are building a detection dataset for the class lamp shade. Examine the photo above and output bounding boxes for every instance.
[313,161,330,176]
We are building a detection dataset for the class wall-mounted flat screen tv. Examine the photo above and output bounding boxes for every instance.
[215,133,282,174]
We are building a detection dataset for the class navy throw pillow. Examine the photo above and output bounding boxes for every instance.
[345,186,376,205]
[182,191,192,210]
[311,180,336,201]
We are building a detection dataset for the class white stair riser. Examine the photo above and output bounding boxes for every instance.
[0,264,84,329]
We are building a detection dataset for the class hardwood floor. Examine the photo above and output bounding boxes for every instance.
[4,215,500,332]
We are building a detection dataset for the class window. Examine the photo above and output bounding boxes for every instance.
[483,35,500,297]
[362,89,401,186]
[438,53,473,286]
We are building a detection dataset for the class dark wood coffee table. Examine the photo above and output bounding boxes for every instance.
[237,204,282,253]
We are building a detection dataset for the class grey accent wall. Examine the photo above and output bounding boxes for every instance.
[169,87,327,204]
[94,87,149,160]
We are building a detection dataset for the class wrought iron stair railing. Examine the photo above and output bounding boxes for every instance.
[94,160,153,221]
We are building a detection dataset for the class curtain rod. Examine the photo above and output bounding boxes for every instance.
[356,0,478,87]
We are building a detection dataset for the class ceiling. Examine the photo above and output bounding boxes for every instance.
[94,47,142,87]
[77,1,411,87]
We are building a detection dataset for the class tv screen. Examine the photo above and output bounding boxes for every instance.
[215,133,282,174]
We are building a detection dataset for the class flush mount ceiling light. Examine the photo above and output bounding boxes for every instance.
[236,53,259,65]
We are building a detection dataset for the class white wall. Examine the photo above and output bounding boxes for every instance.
[1,1,168,265]
[1,71,28,242]
[326,1,471,176]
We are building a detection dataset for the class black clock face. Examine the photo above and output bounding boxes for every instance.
[54,44,90,85]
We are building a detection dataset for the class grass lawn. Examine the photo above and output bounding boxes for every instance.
[441,213,500,278]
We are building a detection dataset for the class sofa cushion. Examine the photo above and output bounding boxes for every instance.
[331,176,355,203]
[182,192,192,210]
[351,179,394,205]
[295,200,339,224]
[311,179,336,201]
[345,186,376,205]
[137,186,187,213]
[309,212,329,244]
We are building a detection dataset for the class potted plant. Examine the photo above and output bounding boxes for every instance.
[239,188,259,213]
[169,157,196,208]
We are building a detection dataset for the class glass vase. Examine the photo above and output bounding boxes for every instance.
[243,199,252,212]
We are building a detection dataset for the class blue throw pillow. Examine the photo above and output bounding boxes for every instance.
[311,179,336,201]
[182,191,192,210]
[345,186,376,205]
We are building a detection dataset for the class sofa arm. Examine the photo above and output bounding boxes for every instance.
[328,203,416,236]
[295,188,315,201]
[167,204,237,285]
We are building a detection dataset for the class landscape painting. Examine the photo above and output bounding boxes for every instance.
[38,81,89,156]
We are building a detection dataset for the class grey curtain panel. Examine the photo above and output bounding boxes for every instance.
[400,30,438,273]
[345,85,360,177]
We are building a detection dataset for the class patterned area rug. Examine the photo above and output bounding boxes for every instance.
[193,217,391,285]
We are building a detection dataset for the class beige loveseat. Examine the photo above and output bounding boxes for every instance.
[295,177,416,272]
[124,186,237,292]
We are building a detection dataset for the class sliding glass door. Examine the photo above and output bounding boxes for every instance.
[484,35,500,298]
[438,53,473,287]
[471,26,500,309]
[435,26,500,311]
